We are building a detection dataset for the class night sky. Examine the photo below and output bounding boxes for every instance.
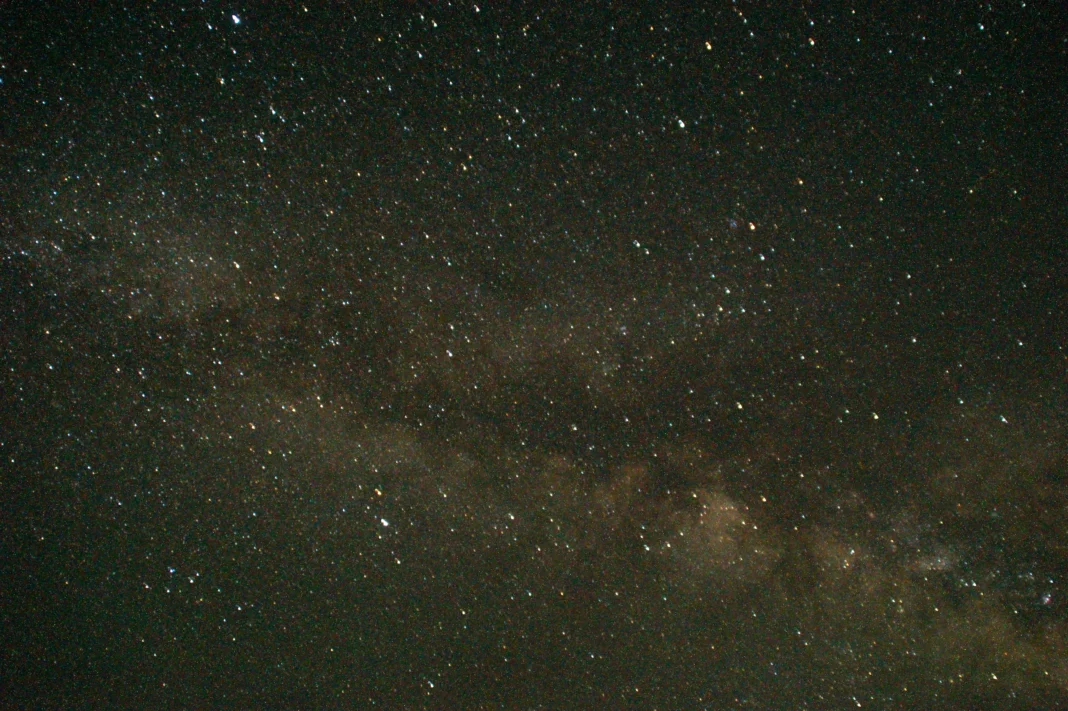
[2,2,1066,708]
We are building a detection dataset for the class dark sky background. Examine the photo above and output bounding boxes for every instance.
[1,1,1066,708]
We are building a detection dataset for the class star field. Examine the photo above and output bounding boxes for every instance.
[1,2,1066,708]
